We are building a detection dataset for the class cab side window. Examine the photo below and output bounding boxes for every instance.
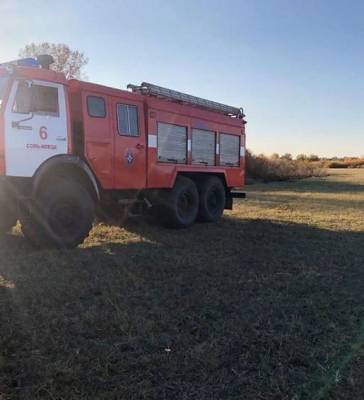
[117,103,139,137]
[13,82,59,116]
[87,96,106,118]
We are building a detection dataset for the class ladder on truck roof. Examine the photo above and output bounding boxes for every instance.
[127,82,244,119]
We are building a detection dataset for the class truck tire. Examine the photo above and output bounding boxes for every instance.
[0,210,17,235]
[157,176,199,228]
[0,182,17,235]
[197,176,226,222]
[21,179,95,248]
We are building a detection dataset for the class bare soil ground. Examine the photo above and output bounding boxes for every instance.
[0,169,363,399]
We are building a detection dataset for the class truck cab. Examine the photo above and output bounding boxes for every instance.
[0,60,70,178]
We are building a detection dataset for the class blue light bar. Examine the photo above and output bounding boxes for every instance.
[0,58,39,68]
[16,58,39,67]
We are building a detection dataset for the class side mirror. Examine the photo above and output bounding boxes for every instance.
[23,79,33,88]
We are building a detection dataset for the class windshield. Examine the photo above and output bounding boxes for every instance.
[0,76,9,110]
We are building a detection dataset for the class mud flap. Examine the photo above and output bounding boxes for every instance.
[226,191,246,210]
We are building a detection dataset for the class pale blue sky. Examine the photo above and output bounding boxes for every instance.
[1,0,363,157]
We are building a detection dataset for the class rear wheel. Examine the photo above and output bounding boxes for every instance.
[21,179,95,248]
[197,176,226,222]
[156,176,199,228]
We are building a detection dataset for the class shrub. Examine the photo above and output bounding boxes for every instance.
[246,151,326,182]
[324,158,364,169]
[326,161,348,169]
[296,154,308,161]
[308,154,320,162]
[280,153,293,161]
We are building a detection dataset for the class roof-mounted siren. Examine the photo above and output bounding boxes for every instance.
[36,54,54,70]
[127,82,245,119]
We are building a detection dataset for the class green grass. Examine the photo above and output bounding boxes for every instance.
[0,169,363,399]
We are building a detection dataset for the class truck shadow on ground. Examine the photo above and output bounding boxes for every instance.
[0,217,363,399]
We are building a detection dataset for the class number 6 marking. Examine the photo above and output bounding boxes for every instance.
[39,126,48,140]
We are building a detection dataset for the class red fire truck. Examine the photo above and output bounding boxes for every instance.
[0,56,246,248]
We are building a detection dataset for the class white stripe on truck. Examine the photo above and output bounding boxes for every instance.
[187,139,191,152]
[148,134,157,148]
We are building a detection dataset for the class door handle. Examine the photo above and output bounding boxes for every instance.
[136,143,144,150]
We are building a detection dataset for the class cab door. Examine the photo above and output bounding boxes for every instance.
[4,79,68,177]
[111,97,146,189]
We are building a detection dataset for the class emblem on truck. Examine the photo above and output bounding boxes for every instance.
[125,150,134,165]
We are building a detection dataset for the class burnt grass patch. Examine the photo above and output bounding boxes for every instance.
[0,216,363,399]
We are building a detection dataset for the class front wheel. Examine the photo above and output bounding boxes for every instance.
[0,212,17,235]
[0,181,18,235]
[21,179,95,248]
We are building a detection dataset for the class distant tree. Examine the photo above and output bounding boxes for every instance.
[19,42,88,79]
[296,154,307,161]
[308,154,320,162]
[281,153,293,161]
[271,153,280,160]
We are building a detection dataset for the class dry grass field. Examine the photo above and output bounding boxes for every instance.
[0,169,363,399]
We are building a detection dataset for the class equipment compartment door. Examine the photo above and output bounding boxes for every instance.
[112,97,146,189]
